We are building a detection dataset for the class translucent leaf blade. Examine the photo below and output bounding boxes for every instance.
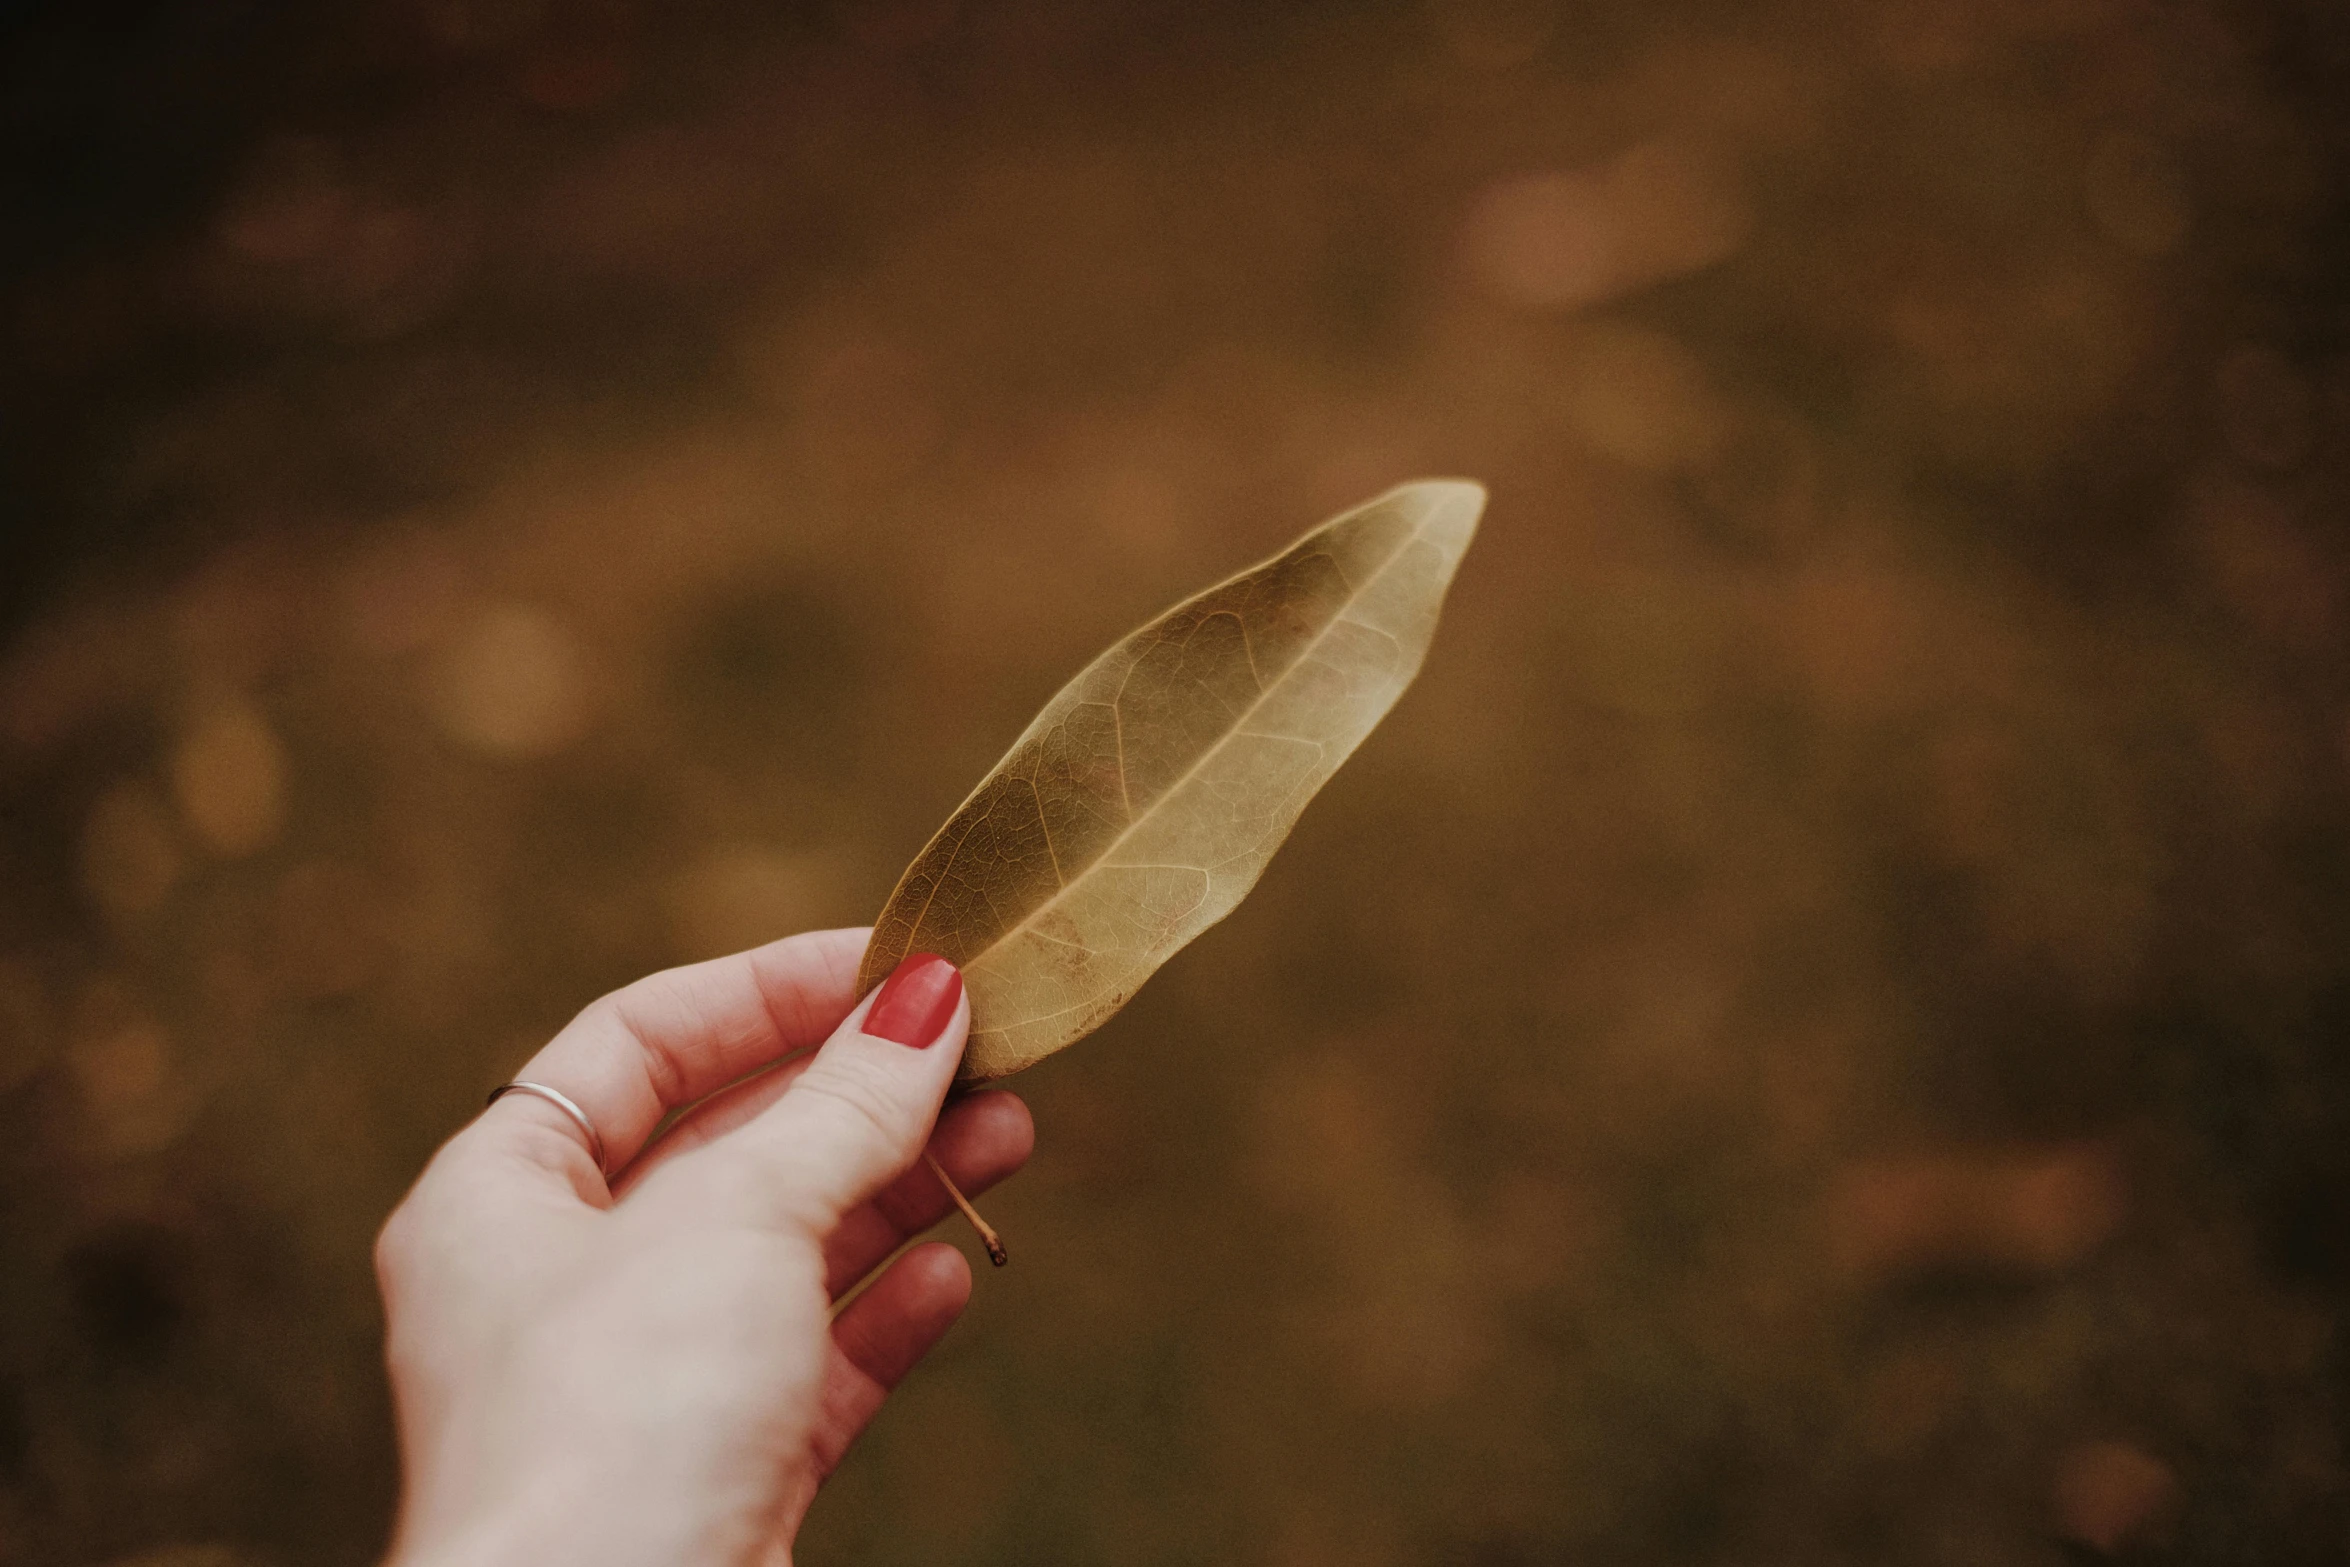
[857,478,1486,1079]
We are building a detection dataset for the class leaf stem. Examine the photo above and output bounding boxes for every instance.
[925,1150,1007,1266]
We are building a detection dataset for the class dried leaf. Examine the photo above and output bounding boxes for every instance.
[858,478,1486,1079]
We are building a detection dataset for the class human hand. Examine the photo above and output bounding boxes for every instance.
[374,929,1032,1567]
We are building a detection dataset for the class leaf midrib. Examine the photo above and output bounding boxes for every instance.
[954,510,1437,1001]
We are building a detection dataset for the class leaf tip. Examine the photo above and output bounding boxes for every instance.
[1395,475,1488,510]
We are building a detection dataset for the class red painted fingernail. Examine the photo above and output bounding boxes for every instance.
[864,953,962,1047]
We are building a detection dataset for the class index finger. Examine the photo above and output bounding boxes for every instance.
[474,927,872,1191]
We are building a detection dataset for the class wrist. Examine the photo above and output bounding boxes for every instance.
[386,1469,756,1567]
[384,1478,601,1567]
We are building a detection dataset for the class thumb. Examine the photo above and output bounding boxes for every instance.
[725,952,969,1234]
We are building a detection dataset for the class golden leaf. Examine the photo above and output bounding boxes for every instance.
[858,478,1486,1080]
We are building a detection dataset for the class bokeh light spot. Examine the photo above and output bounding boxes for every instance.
[1464,140,1752,311]
[170,697,288,859]
[426,604,593,760]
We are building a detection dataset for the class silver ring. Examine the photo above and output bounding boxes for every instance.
[487,1081,608,1173]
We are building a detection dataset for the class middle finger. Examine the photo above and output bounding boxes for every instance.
[821,1089,1032,1297]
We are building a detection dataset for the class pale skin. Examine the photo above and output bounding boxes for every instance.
[375,927,1033,1566]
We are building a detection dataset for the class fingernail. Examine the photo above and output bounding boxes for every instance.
[864,953,962,1047]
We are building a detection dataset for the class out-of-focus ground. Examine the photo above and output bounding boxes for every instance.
[5,0,2350,1562]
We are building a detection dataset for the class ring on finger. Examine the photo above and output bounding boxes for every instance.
[487,1080,608,1174]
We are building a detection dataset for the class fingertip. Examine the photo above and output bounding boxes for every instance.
[902,1238,974,1310]
[744,927,875,1037]
[833,1241,973,1391]
[945,1089,1035,1170]
[920,1090,1033,1214]
[983,1090,1036,1160]
[860,954,968,1051]
[732,974,967,1230]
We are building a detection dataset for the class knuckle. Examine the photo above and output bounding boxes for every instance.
[373,1206,415,1290]
[795,1054,914,1150]
[586,985,693,1107]
[808,1419,856,1486]
[371,1139,485,1294]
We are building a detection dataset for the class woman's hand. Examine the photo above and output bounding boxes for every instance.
[374,929,1032,1567]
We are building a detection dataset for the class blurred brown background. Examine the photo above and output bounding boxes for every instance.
[5,0,2350,1562]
